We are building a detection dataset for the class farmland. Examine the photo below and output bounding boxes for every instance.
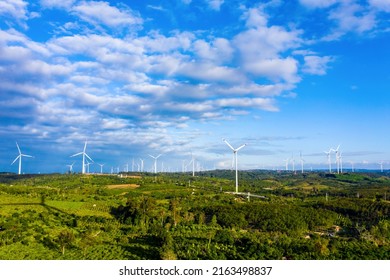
[0,171,389,260]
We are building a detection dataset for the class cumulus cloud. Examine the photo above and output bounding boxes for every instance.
[193,38,233,63]
[369,0,390,12]
[0,0,29,21]
[244,57,299,83]
[207,0,224,11]
[302,55,333,75]
[71,1,143,28]
[328,2,377,34]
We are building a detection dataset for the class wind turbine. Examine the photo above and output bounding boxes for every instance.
[71,140,93,174]
[299,151,305,174]
[333,145,341,174]
[66,162,75,173]
[291,153,295,173]
[85,161,92,173]
[350,161,355,172]
[223,139,246,193]
[324,149,332,173]
[149,154,162,173]
[186,153,196,177]
[139,158,144,172]
[98,163,104,174]
[378,161,384,172]
[11,142,33,175]
[283,158,289,171]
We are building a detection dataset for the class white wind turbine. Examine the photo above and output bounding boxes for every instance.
[98,163,104,174]
[350,161,355,172]
[66,162,75,173]
[71,140,93,174]
[11,142,33,175]
[299,152,305,174]
[324,148,332,173]
[149,154,162,174]
[85,161,92,173]
[378,161,384,172]
[283,158,289,171]
[339,151,343,173]
[139,158,144,172]
[223,139,246,193]
[333,145,341,174]
[291,153,296,173]
[186,153,196,177]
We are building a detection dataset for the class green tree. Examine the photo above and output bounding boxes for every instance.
[57,229,75,256]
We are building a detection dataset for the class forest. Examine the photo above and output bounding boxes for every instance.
[0,170,389,260]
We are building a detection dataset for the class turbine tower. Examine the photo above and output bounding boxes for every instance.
[283,158,289,171]
[71,140,93,174]
[186,153,196,177]
[379,161,384,172]
[139,158,144,172]
[11,142,33,175]
[350,161,355,172]
[149,154,162,174]
[291,153,295,173]
[324,148,332,173]
[333,145,341,174]
[299,151,305,174]
[98,163,104,174]
[223,139,246,193]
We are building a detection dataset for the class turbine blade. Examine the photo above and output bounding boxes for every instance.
[11,155,20,165]
[236,144,247,151]
[85,153,93,162]
[223,139,235,151]
[21,154,33,158]
[71,152,83,157]
[15,142,21,154]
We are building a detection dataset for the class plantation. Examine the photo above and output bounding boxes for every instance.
[0,171,389,260]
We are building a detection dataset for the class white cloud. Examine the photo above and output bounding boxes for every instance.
[299,0,338,9]
[71,1,143,28]
[302,55,333,75]
[138,31,194,53]
[234,26,301,60]
[215,97,278,112]
[179,62,244,83]
[216,83,293,97]
[193,38,233,63]
[0,0,28,21]
[369,0,390,12]
[0,29,50,56]
[207,0,224,11]
[244,6,268,28]
[40,0,75,9]
[245,57,300,83]
[329,3,376,33]
[321,2,377,40]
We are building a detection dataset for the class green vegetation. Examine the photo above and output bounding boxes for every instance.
[0,171,389,260]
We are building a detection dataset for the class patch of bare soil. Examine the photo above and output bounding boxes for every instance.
[106,184,140,189]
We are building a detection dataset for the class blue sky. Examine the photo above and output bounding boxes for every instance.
[0,0,389,174]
